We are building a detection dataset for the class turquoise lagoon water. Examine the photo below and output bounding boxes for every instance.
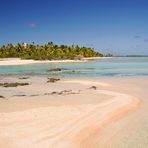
[0,57,148,78]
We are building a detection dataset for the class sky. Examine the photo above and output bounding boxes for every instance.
[0,0,148,55]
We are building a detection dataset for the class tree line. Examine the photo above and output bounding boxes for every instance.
[0,42,103,60]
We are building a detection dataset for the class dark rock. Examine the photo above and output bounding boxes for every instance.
[50,90,79,95]
[0,82,29,88]
[30,94,39,97]
[13,94,26,97]
[47,78,60,83]
[0,95,5,98]
[89,86,97,90]
[51,91,57,95]
[19,77,29,79]
[47,68,62,72]
[0,83,3,86]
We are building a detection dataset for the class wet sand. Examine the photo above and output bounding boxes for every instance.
[0,77,147,147]
[89,77,148,148]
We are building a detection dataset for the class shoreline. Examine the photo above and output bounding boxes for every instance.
[0,57,112,66]
[0,58,87,66]
[0,77,141,147]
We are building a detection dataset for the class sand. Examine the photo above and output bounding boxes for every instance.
[89,78,148,148]
[0,77,147,148]
[0,57,112,66]
[0,58,86,66]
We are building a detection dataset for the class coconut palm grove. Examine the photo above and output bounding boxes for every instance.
[0,42,103,60]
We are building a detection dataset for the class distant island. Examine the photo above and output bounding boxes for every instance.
[125,55,148,57]
[0,42,103,60]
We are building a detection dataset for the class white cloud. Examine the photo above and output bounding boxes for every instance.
[29,23,36,28]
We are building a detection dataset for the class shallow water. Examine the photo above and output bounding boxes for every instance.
[0,57,148,77]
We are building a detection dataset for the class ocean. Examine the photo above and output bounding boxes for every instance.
[0,57,148,78]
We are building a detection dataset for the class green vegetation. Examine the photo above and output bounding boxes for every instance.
[0,42,103,60]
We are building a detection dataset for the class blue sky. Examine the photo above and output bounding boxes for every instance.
[0,0,148,55]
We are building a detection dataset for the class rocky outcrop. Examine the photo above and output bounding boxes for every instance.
[49,90,80,95]
[0,82,29,87]
[47,78,60,83]
[19,77,29,79]
[0,95,5,98]
[47,68,62,72]
[89,86,97,90]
